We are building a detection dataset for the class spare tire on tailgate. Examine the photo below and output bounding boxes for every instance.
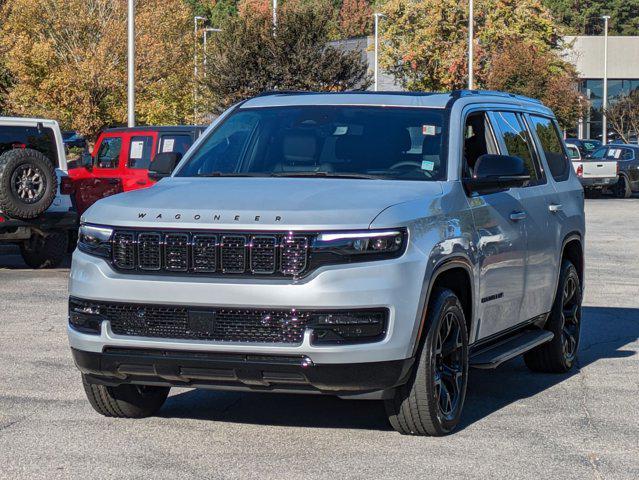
[0,148,57,219]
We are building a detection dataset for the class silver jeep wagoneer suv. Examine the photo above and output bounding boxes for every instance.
[68,91,585,436]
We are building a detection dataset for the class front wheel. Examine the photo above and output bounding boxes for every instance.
[385,288,469,436]
[19,231,68,268]
[82,375,170,418]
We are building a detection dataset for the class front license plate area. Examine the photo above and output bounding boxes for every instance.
[187,310,217,335]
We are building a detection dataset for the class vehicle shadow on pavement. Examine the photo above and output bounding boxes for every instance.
[160,306,637,432]
[0,246,71,269]
[459,305,638,432]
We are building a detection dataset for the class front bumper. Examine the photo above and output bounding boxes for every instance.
[68,246,428,365]
[579,177,617,188]
[73,348,414,395]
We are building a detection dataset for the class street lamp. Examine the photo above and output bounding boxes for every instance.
[127,0,135,127]
[468,0,474,90]
[373,12,386,92]
[272,0,277,32]
[601,15,610,145]
[203,27,222,73]
[193,15,206,123]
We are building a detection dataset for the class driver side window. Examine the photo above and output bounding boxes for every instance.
[96,137,122,169]
[462,112,498,178]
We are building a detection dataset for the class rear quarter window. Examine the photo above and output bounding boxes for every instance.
[529,116,570,181]
[0,125,59,168]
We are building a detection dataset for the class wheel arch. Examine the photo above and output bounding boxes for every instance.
[410,257,474,357]
[561,232,584,285]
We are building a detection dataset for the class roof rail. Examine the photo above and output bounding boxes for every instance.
[451,89,543,104]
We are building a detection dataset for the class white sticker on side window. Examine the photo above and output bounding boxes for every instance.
[130,140,144,159]
[421,160,435,171]
[162,138,175,152]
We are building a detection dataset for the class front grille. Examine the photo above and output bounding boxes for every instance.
[111,230,311,277]
[72,299,313,344]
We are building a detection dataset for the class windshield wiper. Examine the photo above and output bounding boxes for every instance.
[269,171,380,180]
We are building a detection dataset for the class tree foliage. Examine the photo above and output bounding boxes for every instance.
[485,41,582,128]
[0,0,193,139]
[378,0,583,127]
[200,1,371,112]
[541,0,639,36]
[605,92,639,143]
[338,0,373,38]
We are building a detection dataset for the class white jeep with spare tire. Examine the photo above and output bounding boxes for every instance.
[0,117,78,268]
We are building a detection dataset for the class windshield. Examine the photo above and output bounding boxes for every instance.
[176,106,447,181]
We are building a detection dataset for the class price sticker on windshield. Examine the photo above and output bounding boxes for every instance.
[422,125,436,136]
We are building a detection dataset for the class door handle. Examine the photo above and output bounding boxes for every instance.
[509,211,527,222]
[548,203,563,213]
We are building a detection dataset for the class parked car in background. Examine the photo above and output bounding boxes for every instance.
[566,143,617,196]
[565,138,602,158]
[68,125,205,213]
[69,91,585,436]
[62,131,87,150]
[588,144,639,198]
[0,117,77,268]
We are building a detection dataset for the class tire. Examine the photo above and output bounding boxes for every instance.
[614,175,632,199]
[82,375,170,418]
[19,231,68,268]
[0,148,58,219]
[524,260,581,373]
[385,288,469,436]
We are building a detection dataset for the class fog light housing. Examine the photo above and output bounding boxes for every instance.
[309,309,388,345]
[69,298,104,334]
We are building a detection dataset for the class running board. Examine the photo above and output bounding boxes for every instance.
[469,330,554,369]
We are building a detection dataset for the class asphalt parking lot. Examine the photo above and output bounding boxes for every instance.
[1,198,638,480]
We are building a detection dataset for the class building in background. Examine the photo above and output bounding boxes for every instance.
[564,36,639,141]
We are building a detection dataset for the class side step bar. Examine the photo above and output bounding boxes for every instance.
[469,330,554,369]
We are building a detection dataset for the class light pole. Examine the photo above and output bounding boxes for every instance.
[601,15,610,145]
[373,13,386,92]
[193,15,206,123]
[273,0,277,33]
[127,0,135,127]
[203,28,221,73]
[468,0,474,90]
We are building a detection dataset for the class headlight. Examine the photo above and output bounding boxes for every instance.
[311,230,406,261]
[78,224,113,259]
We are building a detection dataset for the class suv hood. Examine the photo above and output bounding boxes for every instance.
[83,177,443,230]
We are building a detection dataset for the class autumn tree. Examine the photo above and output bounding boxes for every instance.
[200,0,371,112]
[338,0,373,38]
[0,0,193,139]
[485,41,582,128]
[605,92,639,143]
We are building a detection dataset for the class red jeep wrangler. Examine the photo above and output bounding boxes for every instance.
[68,126,204,213]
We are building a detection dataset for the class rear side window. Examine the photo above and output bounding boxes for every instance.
[0,125,59,167]
[491,111,540,183]
[566,145,580,160]
[529,116,570,181]
[128,136,154,169]
[159,134,193,157]
[96,137,122,168]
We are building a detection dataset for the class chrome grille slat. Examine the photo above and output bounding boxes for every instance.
[220,235,246,273]
[250,235,277,274]
[192,235,217,272]
[111,230,311,277]
[113,232,135,270]
[137,233,161,270]
[165,234,189,271]
[280,236,309,275]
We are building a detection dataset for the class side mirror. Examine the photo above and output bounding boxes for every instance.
[584,153,592,159]
[463,154,530,194]
[81,152,93,169]
[149,152,182,181]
